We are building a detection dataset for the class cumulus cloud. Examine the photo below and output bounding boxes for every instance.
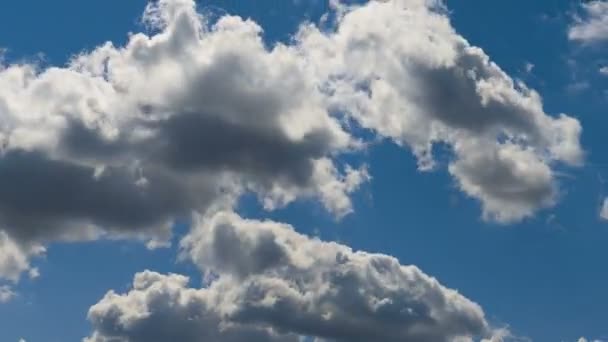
[0,0,583,280]
[297,0,582,222]
[569,1,608,44]
[88,211,504,342]
[86,271,300,342]
[0,0,367,278]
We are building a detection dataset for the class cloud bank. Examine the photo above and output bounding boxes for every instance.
[0,0,583,283]
[0,0,575,339]
[0,3,582,341]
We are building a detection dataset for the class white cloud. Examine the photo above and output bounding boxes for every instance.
[297,0,582,222]
[0,0,368,280]
[600,198,608,220]
[525,62,535,73]
[0,285,15,303]
[0,231,44,282]
[87,210,507,342]
[86,271,300,342]
[0,0,584,282]
[569,1,608,44]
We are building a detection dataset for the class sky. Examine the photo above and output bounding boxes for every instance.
[0,0,607,342]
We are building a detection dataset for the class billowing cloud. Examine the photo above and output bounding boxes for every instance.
[0,0,367,278]
[297,0,582,222]
[85,271,300,342]
[0,0,582,282]
[87,211,503,342]
[569,1,608,44]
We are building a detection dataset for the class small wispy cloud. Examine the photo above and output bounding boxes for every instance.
[569,1,608,44]
[0,285,15,303]
[600,198,608,220]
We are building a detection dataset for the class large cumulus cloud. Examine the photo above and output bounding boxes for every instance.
[87,211,505,342]
[297,0,582,222]
[0,0,367,280]
[0,0,583,286]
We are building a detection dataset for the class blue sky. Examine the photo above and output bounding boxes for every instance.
[0,1,607,342]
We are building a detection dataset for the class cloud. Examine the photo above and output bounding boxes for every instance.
[0,285,15,303]
[569,1,608,44]
[0,0,583,280]
[86,271,300,342]
[0,0,367,278]
[577,338,606,342]
[448,143,555,222]
[524,62,535,73]
[0,231,43,282]
[87,210,504,342]
[600,198,608,220]
[297,0,582,223]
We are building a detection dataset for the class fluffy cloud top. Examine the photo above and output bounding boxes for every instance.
[88,211,501,342]
[86,271,300,342]
[569,1,608,44]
